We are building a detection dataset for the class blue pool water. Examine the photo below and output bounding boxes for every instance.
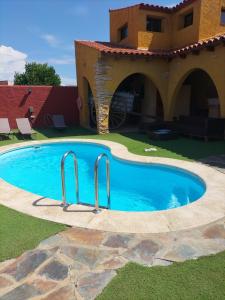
[0,142,206,212]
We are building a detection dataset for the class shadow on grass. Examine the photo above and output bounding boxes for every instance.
[13,132,34,141]
[119,132,225,160]
[37,127,96,138]
[3,127,224,162]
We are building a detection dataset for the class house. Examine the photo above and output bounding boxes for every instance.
[0,81,8,85]
[75,0,225,134]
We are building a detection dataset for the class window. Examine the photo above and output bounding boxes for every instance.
[119,24,128,41]
[146,17,162,32]
[221,9,225,25]
[184,12,193,28]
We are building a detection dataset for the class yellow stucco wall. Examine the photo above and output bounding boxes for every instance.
[199,0,225,40]
[76,0,225,133]
[110,5,139,48]
[137,10,172,50]
[76,41,225,133]
[110,0,225,51]
[167,44,225,119]
[171,0,201,48]
[75,42,100,128]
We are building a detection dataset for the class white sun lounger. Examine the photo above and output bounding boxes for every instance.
[0,118,12,138]
[0,118,11,134]
[16,118,35,137]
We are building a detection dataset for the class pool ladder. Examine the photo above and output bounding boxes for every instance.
[61,151,80,207]
[61,151,110,212]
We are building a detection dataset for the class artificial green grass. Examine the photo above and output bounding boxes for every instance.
[1,127,225,161]
[98,252,225,300]
[0,205,66,262]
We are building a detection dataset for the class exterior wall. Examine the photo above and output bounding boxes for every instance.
[167,44,225,119]
[76,0,225,134]
[0,86,79,129]
[110,6,139,48]
[101,56,168,108]
[76,43,225,133]
[199,0,225,40]
[75,42,100,129]
[137,10,172,50]
[76,41,170,133]
[110,0,225,51]
[171,0,201,48]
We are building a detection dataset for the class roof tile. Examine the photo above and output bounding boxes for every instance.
[109,0,198,14]
[76,34,225,59]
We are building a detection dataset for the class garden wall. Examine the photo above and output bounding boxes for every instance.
[0,85,79,128]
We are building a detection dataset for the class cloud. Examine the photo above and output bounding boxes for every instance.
[40,33,73,51]
[60,76,76,86]
[0,45,27,83]
[41,34,60,47]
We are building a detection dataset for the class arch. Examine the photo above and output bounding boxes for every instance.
[169,68,221,119]
[108,72,164,131]
[108,71,166,111]
[82,76,97,129]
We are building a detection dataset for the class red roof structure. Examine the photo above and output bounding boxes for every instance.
[76,34,225,59]
[109,0,198,13]
[0,81,8,85]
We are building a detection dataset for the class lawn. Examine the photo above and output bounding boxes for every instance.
[0,126,224,161]
[0,205,66,262]
[98,252,225,300]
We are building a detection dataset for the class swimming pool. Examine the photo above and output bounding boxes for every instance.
[0,142,206,212]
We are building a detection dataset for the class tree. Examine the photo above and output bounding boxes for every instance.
[14,62,61,86]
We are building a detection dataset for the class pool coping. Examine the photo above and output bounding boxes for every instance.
[0,138,225,234]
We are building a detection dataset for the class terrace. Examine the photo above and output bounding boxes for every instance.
[0,128,225,299]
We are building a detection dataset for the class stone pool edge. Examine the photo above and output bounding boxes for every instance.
[0,138,224,234]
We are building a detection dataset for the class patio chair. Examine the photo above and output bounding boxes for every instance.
[0,118,12,138]
[16,118,35,137]
[52,114,67,129]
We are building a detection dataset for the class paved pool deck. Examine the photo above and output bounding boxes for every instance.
[0,139,225,233]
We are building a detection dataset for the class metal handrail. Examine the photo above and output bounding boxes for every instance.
[61,151,79,207]
[94,153,110,213]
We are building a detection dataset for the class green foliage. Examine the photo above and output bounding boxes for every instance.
[14,62,61,86]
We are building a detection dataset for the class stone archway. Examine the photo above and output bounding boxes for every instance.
[108,73,164,131]
[169,68,221,119]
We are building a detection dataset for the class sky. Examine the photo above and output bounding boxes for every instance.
[0,0,180,85]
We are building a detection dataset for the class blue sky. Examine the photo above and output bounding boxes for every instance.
[0,0,180,85]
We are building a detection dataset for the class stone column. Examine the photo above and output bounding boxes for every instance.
[94,59,113,134]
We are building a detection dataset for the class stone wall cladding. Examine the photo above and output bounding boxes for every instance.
[94,59,113,134]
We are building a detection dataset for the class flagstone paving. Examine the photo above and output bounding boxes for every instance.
[0,218,225,300]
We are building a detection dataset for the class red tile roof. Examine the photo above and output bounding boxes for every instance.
[76,34,225,59]
[76,41,170,57]
[109,1,197,14]
[139,0,197,13]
